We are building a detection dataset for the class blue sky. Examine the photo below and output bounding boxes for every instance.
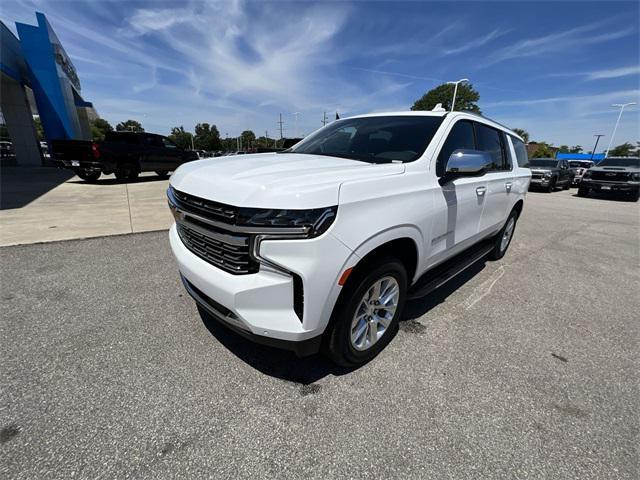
[3,0,639,149]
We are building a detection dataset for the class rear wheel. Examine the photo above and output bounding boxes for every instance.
[326,258,407,367]
[488,209,518,260]
[75,169,101,183]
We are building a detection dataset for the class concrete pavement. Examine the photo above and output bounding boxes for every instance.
[0,167,173,246]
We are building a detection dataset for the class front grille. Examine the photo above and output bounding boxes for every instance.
[591,171,629,181]
[177,222,258,274]
[172,189,238,224]
[531,173,543,179]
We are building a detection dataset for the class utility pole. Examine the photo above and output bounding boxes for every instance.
[322,112,328,126]
[278,113,284,139]
[590,134,604,161]
[604,102,636,157]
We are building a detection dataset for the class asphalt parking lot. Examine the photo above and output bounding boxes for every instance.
[1,189,638,479]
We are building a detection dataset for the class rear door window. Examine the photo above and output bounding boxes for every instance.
[474,123,505,171]
[511,137,529,168]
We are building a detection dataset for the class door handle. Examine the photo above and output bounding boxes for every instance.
[476,186,487,196]
[505,182,512,192]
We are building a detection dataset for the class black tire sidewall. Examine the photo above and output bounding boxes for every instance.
[489,210,518,260]
[329,259,407,366]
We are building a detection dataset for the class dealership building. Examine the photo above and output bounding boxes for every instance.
[1,12,96,166]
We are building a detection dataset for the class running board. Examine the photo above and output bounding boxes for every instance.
[407,241,493,300]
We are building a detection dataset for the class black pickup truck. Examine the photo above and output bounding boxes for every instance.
[528,158,574,192]
[51,132,199,182]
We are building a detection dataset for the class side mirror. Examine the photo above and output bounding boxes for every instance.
[445,150,493,176]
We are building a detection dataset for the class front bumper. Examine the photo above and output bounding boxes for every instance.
[529,177,551,186]
[582,180,639,192]
[53,159,102,170]
[169,222,357,348]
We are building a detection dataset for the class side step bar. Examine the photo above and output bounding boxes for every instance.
[407,241,494,300]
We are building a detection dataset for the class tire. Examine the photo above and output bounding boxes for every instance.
[75,169,101,183]
[632,190,640,202]
[546,177,556,193]
[326,257,407,367]
[563,180,570,190]
[155,170,169,178]
[488,209,519,260]
[114,163,139,181]
[577,186,589,197]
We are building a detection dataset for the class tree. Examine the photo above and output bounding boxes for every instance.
[168,126,192,150]
[116,119,144,132]
[90,118,113,141]
[193,123,222,151]
[33,117,44,141]
[569,145,583,154]
[531,142,555,158]
[608,142,635,157]
[411,82,481,113]
[240,130,256,149]
[512,128,529,143]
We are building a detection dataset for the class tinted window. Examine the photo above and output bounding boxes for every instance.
[511,137,529,168]
[501,132,513,170]
[105,132,140,145]
[436,120,475,177]
[289,115,444,164]
[475,123,505,170]
[529,159,558,167]
[162,138,178,149]
[144,135,163,147]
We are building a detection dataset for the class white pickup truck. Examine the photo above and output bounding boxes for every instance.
[167,111,531,366]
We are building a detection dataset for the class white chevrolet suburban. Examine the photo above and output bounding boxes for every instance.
[167,111,531,366]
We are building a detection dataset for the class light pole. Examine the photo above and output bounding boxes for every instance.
[446,78,469,112]
[604,102,636,157]
[590,134,604,161]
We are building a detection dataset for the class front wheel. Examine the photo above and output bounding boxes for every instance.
[488,209,518,260]
[563,180,571,190]
[326,258,407,367]
[546,177,556,193]
[577,186,589,197]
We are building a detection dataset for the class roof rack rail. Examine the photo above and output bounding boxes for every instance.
[451,110,514,133]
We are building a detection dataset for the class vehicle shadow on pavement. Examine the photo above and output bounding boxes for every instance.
[68,176,169,186]
[198,311,355,384]
[402,260,486,320]
[197,259,488,383]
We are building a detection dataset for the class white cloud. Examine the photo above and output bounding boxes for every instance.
[587,65,640,80]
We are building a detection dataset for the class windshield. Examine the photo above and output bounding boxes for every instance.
[597,157,640,167]
[286,115,444,163]
[529,159,557,168]
[569,161,593,168]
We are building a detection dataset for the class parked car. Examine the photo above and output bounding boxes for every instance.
[528,158,573,192]
[40,141,51,161]
[569,160,595,186]
[166,111,530,366]
[51,132,199,182]
[578,156,640,201]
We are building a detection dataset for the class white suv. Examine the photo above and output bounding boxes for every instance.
[167,111,531,366]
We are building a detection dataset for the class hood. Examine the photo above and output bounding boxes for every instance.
[170,152,405,209]
[590,166,640,173]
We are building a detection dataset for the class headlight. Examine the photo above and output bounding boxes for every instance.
[237,206,337,237]
[630,172,640,181]
[543,171,552,178]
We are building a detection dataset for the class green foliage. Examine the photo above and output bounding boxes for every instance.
[33,117,44,141]
[168,126,192,150]
[240,130,256,149]
[608,142,635,157]
[512,128,529,143]
[116,119,144,132]
[411,83,481,113]
[90,118,113,141]
[531,142,555,158]
[558,145,583,154]
[193,123,222,151]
